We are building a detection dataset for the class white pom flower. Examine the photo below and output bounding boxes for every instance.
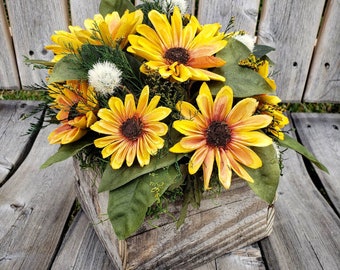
[234,34,256,52]
[88,61,122,95]
[161,0,188,14]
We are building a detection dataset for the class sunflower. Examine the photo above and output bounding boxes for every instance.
[90,86,171,169]
[170,83,273,190]
[48,80,98,144]
[127,6,227,82]
[254,94,289,140]
[45,10,143,62]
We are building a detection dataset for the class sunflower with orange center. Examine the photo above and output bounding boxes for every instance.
[48,80,98,144]
[127,6,227,82]
[90,86,171,169]
[46,10,143,62]
[170,83,273,190]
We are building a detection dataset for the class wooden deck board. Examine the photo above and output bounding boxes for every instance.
[0,102,76,270]
[0,100,42,185]
[291,113,340,213]
[51,210,114,270]
[259,115,340,270]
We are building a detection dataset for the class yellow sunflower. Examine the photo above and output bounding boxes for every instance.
[46,10,143,62]
[90,86,171,169]
[254,94,289,140]
[48,80,98,144]
[170,83,273,190]
[127,6,227,82]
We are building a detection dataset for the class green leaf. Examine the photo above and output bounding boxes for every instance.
[107,165,181,239]
[98,152,185,192]
[99,0,136,17]
[277,134,329,173]
[48,54,88,83]
[211,38,274,97]
[41,136,94,168]
[246,145,281,204]
[253,44,275,58]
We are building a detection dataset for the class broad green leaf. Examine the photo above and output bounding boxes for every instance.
[211,38,274,97]
[246,145,281,204]
[99,152,185,192]
[41,135,94,168]
[253,44,275,58]
[277,134,328,173]
[48,54,88,83]
[99,0,136,17]
[107,165,181,239]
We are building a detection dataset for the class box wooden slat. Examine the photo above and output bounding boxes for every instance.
[74,159,274,270]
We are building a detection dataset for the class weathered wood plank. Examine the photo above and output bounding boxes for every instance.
[291,113,340,213]
[51,210,114,270]
[0,2,20,89]
[303,0,340,103]
[259,119,340,269]
[216,244,265,270]
[197,0,260,35]
[70,0,101,26]
[257,0,326,102]
[5,0,68,89]
[0,100,42,185]
[0,123,76,270]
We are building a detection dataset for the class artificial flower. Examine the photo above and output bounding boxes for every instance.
[127,6,227,82]
[47,80,98,144]
[46,10,143,62]
[91,86,171,169]
[88,61,122,95]
[254,94,289,140]
[170,83,273,190]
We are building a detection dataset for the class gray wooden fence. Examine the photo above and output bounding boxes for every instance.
[0,0,339,102]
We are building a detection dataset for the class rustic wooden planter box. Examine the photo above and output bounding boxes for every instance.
[73,159,274,270]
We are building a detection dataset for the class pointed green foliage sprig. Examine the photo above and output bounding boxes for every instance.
[278,134,328,173]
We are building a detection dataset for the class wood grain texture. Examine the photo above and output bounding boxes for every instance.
[0,2,20,89]
[74,159,273,270]
[303,0,340,103]
[197,0,260,35]
[259,118,340,270]
[257,0,326,102]
[0,100,42,185]
[216,244,265,270]
[291,113,340,213]
[5,0,68,89]
[70,0,101,26]
[0,123,76,270]
[51,210,114,270]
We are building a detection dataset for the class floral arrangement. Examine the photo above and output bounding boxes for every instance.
[28,0,327,240]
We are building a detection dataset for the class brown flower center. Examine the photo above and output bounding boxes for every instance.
[206,121,231,148]
[121,116,143,141]
[164,47,190,64]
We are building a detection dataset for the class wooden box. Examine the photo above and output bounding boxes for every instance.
[73,160,274,270]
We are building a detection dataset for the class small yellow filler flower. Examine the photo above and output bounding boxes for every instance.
[91,86,171,169]
[170,83,273,190]
[254,94,289,140]
[127,7,227,82]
